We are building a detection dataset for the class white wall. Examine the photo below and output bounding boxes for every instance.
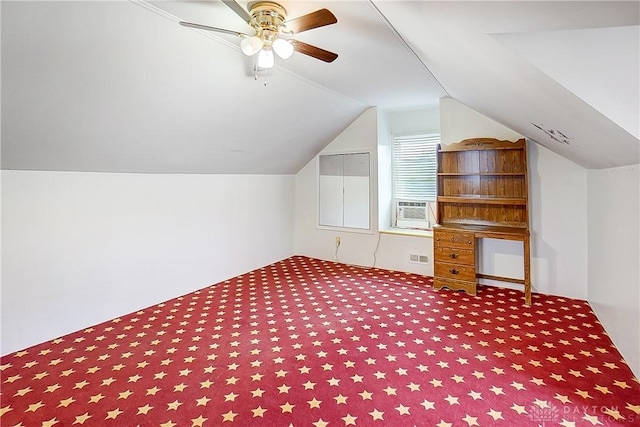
[1,170,295,355]
[440,98,588,299]
[440,97,522,144]
[527,142,588,298]
[387,107,441,136]
[587,165,640,378]
[492,25,640,139]
[295,108,434,275]
[377,111,393,231]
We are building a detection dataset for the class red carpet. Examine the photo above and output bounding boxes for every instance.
[1,256,639,426]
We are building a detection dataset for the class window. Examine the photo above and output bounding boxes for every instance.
[392,133,440,202]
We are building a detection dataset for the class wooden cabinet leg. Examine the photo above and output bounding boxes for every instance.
[524,236,531,305]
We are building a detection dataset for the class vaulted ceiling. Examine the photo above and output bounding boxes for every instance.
[2,1,638,174]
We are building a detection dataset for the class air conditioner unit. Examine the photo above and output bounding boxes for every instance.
[396,201,430,229]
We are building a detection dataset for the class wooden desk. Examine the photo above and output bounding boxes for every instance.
[433,224,531,305]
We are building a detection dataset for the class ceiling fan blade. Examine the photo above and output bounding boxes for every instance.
[286,9,337,34]
[222,0,251,24]
[179,21,244,37]
[292,40,338,63]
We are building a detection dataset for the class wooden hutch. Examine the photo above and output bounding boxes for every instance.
[433,138,531,305]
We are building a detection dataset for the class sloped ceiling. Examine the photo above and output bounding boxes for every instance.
[2,1,638,174]
[374,1,639,169]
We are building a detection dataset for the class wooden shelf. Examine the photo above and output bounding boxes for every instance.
[438,222,529,237]
[440,218,528,229]
[438,196,527,205]
[438,172,526,176]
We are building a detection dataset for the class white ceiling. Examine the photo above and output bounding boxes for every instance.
[2,1,638,174]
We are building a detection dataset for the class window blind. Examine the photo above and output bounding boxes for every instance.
[392,133,440,201]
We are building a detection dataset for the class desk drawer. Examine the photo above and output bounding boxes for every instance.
[434,229,475,249]
[434,262,476,282]
[434,277,477,295]
[434,247,475,266]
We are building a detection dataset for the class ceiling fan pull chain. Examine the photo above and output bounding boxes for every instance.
[251,56,267,86]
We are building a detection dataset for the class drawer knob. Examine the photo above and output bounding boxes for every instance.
[450,253,459,259]
[451,237,457,242]
[450,268,459,274]
[467,240,472,245]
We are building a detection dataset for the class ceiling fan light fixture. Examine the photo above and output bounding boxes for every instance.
[257,47,275,69]
[240,36,264,56]
[272,38,294,59]
[179,1,339,70]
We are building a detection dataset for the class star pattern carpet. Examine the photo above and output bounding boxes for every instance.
[1,256,639,426]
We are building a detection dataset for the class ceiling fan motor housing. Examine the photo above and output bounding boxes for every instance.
[249,1,288,44]
[179,0,338,64]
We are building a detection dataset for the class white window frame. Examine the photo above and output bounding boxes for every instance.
[391,133,440,227]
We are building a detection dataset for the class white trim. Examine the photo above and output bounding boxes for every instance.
[379,228,433,238]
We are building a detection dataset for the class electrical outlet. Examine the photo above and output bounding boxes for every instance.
[335,236,341,246]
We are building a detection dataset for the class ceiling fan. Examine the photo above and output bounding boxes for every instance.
[179,0,338,69]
